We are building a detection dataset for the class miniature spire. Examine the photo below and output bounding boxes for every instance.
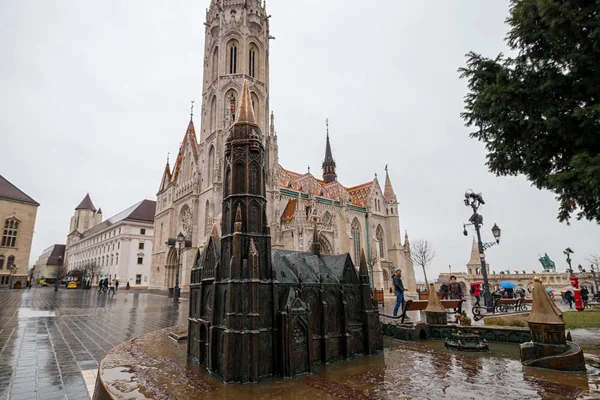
[358,248,369,279]
[311,218,320,257]
[249,238,258,256]
[527,277,564,325]
[235,79,257,126]
[322,118,337,183]
[97,208,102,214]
[404,230,410,250]
[424,283,446,312]
[269,111,275,136]
[383,164,397,202]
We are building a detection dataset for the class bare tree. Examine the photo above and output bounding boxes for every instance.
[587,254,600,269]
[410,239,436,289]
[83,261,103,286]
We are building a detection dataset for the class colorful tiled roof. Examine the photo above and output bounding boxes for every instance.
[281,199,297,223]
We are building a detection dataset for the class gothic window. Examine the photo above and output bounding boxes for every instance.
[210,96,217,133]
[7,255,14,268]
[211,46,219,82]
[224,167,231,197]
[376,224,385,259]
[228,41,238,74]
[2,218,19,247]
[249,162,259,193]
[228,92,237,121]
[249,201,260,232]
[351,218,361,264]
[207,145,215,185]
[204,200,211,236]
[248,44,258,78]
[250,93,259,125]
[234,162,246,193]
[0,255,4,269]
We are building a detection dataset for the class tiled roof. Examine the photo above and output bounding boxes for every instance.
[281,199,297,223]
[80,200,156,238]
[47,245,66,266]
[171,120,198,185]
[278,165,372,207]
[0,175,39,206]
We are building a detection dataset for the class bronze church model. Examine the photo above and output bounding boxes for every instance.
[187,80,383,383]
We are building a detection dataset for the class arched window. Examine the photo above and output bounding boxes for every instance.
[376,225,385,259]
[0,255,4,269]
[204,200,211,236]
[248,44,258,78]
[6,255,14,269]
[210,96,217,133]
[211,46,219,82]
[351,218,361,264]
[250,92,259,126]
[207,145,215,185]
[228,41,238,74]
[2,218,19,247]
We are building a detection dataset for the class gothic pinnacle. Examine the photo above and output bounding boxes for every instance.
[235,79,258,126]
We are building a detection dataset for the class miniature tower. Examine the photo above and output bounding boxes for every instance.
[322,119,337,183]
[214,79,275,383]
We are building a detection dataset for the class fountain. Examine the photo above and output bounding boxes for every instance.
[445,329,489,352]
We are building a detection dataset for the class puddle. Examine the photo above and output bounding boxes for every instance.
[17,309,56,318]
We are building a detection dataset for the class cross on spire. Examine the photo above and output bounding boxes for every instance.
[190,100,195,121]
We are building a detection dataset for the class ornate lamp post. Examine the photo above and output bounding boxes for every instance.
[55,256,63,292]
[563,248,583,311]
[166,232,191,304]
[463,190,501,312]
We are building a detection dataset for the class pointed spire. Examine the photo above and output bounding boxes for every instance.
[75,194,97,212]
[249,238,258,256]
[312,218,320,257]
[404,230,410,250]
[235,79,257,126]
[190,100,195,121]
[527,277,564,325]
[468,237,480,266]
[383,165,397,202]
[424,283,446,312]
[322,118,337,183]
[359,248,369,279]
[234,204,242,232]
[97,208,102,214]
[270,111,275,136]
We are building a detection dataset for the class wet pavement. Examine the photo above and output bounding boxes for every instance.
[0,288,187,400]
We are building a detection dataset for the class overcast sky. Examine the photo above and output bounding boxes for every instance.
[1,0,598,280]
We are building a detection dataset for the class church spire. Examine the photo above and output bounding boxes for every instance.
[322,119,337,183]
[235,80,258,127]
[383,165,397,202]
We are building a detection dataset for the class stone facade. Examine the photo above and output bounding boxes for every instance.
[150,0,415,294]
[33,244,65,283]
[0,175,39,289]
[64,195,156,288]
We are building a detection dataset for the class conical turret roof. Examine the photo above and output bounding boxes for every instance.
[527,277,564,325]
[75,194,97,212]
[235,80,258,127]
[467,237,480,265]
[424,283,446,312]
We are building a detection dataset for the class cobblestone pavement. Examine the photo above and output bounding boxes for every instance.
[0,288,187,400]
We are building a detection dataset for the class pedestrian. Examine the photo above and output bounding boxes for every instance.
[392,268,405,317]
[564,290,574,309]
[108,280,116,296]
[440,284,449,300]
[581,286,589,308]
[449,275,462,299]
[471,284,481,307]
[115,279,119,292]
[98,279,104,293]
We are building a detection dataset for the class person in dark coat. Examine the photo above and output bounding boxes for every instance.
[440,284,449,300]
[448,275,462,299]
[392,268,405,317]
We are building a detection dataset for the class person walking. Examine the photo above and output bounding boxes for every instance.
[449,275,463,299]
[392,268,405,317]
[471,284,481,307]
[564,290,575,309]
[115,279,119,292]
[440,283,449,300]
[98,278,104,294]
[108,280,116,296]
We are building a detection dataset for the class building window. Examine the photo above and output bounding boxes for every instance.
[249,47,256,78]
[351,218,361,264]
[376,224,385,259]
[7,255,14,269]
[119,228,121,234]
[141,228,146,235]
[137,257,143,265]
[139,242,144,250]
[0,255,4,269]
[118,242,120,249]
[229,42,238,74]
[136,274,142,284]
[2,218,19,247]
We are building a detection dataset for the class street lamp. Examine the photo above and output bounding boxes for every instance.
[463,189,501,312]
[166,232,192,304]
[55,256,63,292]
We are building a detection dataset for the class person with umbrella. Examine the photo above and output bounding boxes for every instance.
[499,281,516,298]
[470,282,482,307]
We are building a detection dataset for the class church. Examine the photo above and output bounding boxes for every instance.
[150,0,416,294]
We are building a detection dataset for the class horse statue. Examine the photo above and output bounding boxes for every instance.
[538,253,556,272]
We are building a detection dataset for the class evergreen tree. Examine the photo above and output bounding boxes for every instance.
[460,0,600,223]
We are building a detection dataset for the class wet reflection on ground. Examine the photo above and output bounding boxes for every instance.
[103,325,600,400]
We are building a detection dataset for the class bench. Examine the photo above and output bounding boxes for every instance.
[472,298,532,321]
[380,299,465,324]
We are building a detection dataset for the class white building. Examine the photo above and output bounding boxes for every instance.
[65,195,156,288]
[33,244,65,283]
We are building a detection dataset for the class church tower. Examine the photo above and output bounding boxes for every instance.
[322,120,337,183]
[214,80,275,383]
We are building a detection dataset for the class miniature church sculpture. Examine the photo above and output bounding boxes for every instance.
[187,80,383,383]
